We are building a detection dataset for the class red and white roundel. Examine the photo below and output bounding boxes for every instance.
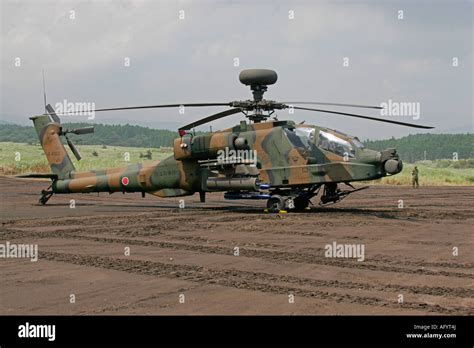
[121,177,129,186]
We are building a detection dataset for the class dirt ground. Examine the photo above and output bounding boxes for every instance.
[0,176,473,315]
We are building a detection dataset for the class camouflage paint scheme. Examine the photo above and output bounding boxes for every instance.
[30,115,401,199]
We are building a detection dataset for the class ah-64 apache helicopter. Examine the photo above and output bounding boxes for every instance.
[24,69,433,212]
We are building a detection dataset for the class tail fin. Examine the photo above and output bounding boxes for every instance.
[30,113,75,180]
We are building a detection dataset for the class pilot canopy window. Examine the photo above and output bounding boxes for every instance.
[284,127,315,149]
[317,130,355,158]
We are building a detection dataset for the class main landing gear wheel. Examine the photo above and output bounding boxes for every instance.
[293,197,310,211]
[267,195,285,213]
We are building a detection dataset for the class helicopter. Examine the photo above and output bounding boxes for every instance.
[23,69,433,212]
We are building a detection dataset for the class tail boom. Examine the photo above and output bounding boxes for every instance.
[52,157,199,196]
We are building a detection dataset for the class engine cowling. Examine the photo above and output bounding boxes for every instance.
[174,133,243,160]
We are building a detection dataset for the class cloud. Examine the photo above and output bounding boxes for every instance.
[1,0,472,138]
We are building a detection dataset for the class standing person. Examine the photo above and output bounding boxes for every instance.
[411,166,419,188]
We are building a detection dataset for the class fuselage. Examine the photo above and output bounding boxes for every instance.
[52,120,402,197]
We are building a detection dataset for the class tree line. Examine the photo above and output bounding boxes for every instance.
[363,133,473,162]
[0,122,178,148]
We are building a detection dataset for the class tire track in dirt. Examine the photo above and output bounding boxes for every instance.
[59,236,474,279]
[369,254,471,269]
[40,236,473,297]
[4,210,466,248]
[4,201,472,229]
[39,251,473,315]
[4,228,473,279]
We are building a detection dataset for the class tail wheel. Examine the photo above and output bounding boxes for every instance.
[39,196,50,205]
[39,188,53,205]
[267,195,284,212]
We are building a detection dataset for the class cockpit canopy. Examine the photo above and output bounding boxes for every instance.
[284,126,365,159]
[317,130,356,158]
[284,127,315,149]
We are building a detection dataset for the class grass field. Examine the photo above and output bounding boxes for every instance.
[369,161,474,186]
[0,142,173,175]
[0,142,473,185]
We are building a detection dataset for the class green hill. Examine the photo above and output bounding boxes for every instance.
[363,133,473,162]
[0,122,179,148]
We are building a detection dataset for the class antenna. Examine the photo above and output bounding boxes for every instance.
[42,69,47,114]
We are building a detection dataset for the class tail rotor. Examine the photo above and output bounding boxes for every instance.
[44,104,95,161]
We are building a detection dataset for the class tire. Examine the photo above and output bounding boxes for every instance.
[293,197,309,211]
[267,195,284,212]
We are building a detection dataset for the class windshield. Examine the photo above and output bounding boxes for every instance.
[352,137,365,149]
[285,127,315,149]
[317,130,355,158]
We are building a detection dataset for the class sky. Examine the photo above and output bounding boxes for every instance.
[1,0,472,140]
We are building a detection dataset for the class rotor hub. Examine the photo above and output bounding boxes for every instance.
[231,99,286,123]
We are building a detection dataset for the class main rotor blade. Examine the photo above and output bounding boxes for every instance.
[291,106,434,129]
[49,103,232,115]
[179,108,242,131]
[282,102,383,109]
